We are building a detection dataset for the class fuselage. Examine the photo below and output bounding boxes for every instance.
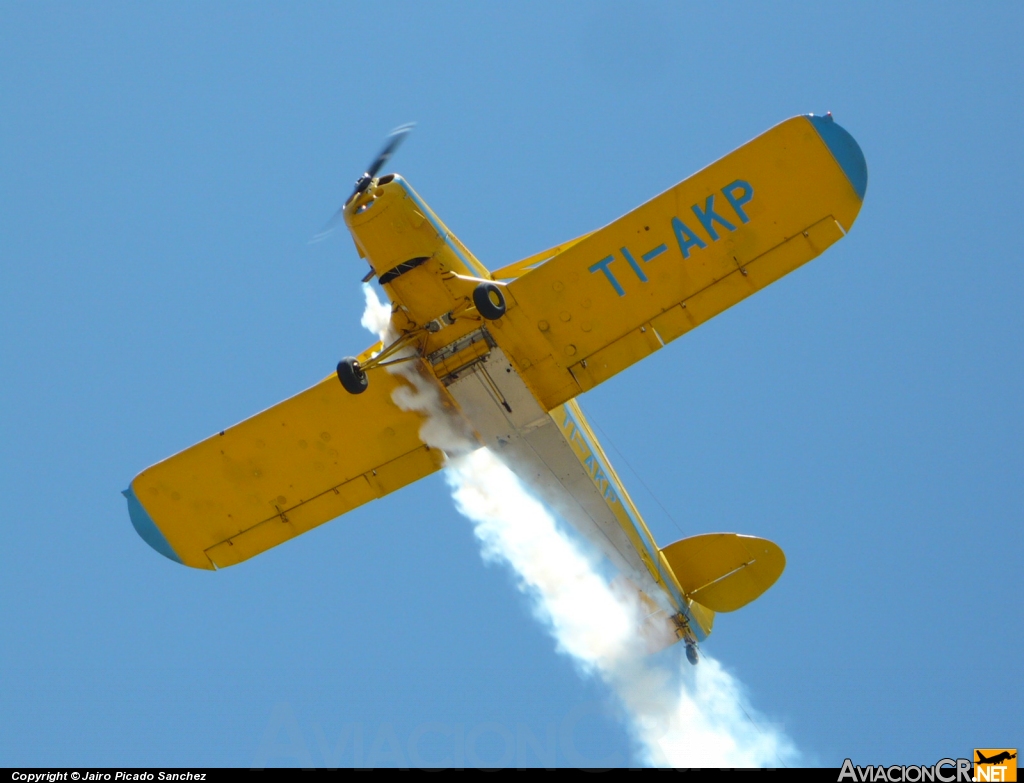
[344,174,711,643]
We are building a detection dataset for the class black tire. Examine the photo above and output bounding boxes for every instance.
[336,357,368,394]
[473,282,506,320]
[685,643,699,666]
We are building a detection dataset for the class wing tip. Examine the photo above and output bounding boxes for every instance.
[123,483,185,566]
[806,113,868,201]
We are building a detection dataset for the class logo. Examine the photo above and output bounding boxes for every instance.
[839,758,972,782]
[975,749,1017,782]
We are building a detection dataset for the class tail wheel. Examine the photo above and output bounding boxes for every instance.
[473,282,506,321]
[336,357,368,394]
[685,643,699,666]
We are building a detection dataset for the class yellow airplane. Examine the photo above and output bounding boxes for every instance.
[124,114,866,663]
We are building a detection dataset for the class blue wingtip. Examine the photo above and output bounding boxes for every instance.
[807,113,868,201]
[123,485,183,564]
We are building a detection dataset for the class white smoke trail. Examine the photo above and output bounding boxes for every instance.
[360,285,798,767]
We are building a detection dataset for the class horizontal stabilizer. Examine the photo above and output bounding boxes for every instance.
[660,533,785,613]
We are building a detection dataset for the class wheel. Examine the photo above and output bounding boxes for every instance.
[336,357,368,394]
[473,282,506,320]
[685,643,699,666]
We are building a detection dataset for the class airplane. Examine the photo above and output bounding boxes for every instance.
[123,114,867,664]
[976,752,1016,765]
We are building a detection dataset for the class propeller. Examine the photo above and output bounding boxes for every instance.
[310,123,415,244]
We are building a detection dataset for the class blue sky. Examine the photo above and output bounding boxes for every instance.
[1,1,1021,767]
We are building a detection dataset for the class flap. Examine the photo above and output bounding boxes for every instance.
[126,353,444,569]
[492,114,866,409]
[660,533,786,613]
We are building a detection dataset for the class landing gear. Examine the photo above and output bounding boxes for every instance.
[685,642,699,666]
[336,357,368,394]
[473,282,506,321]
[336,282,504,395]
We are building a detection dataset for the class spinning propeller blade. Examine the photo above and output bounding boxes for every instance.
[310,123,416,244]
[351,122,415,198]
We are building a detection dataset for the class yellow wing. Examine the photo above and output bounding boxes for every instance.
[124,351,444,569]
[491,114,867,409]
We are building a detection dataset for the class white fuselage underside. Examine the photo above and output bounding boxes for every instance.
[445,347,664,601]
